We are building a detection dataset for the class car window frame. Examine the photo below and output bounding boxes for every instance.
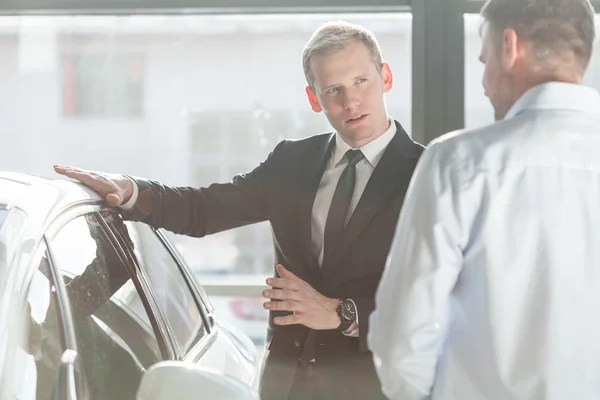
[43,239,91,399]
[153,228,218,362]
[44,205,174,362]
[112,220,216,361]
[93,211,173,361]
[154,228,214,328]
[99,213,185,358]
[151,227,218,362]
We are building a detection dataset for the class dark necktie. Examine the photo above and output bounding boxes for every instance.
[322,149,365,268]
[299,149,364,366]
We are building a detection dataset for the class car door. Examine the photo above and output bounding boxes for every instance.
[45,210,170,400]
[4,239,88,400]
[107,218,257,386]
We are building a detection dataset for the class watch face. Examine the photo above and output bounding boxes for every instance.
[340,300,356,322]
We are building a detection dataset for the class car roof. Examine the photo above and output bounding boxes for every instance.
[0,170,104,215]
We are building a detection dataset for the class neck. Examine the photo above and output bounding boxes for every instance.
[511,69,582,108]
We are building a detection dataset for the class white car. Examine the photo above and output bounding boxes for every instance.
[0,171,259,400]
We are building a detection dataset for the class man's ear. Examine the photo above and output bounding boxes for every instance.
[501,28,519,70]
[305,86,322,113]
[381,62,393,93]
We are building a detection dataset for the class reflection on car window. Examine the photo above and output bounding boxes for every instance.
[100,212,155,333]
[112,279,154,332]
[10,246,64,400]
[124,221,207,355]
[49,212,162,400]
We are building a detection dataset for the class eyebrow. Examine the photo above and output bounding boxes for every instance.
[322,83,340,91]
[323,74,367,88]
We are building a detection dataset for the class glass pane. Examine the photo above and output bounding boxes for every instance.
[9,246,64,400]
[0,13,412,278]
[49,213,161,400]
[464,14,600,130]
[124,221,207,355]
[0,13,412,362]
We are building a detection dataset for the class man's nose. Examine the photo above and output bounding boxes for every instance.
[343,89,361,110]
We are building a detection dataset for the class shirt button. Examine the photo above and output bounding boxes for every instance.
[294,338,301,347]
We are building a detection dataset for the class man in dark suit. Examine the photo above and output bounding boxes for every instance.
[54,20,424,400]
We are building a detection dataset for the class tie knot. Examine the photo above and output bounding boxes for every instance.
[345,149,364,166]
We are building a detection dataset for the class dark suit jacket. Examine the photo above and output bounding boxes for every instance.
[124,120,424,399]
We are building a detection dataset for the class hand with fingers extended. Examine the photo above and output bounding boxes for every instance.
[263,264,342,330]
[53,165,134,207]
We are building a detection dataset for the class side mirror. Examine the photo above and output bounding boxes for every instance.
[136,361,259,400]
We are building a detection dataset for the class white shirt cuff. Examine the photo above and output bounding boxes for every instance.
[119,176,139,211]
[342,299,359,337]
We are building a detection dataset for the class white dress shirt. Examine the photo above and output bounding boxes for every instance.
[311,118,397,267]
[368,83,600,400]
[311,118,396,337]
[123,118,398,337]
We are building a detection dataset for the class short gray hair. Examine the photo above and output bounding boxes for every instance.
[302,21,384,90]
[481,0,596,74]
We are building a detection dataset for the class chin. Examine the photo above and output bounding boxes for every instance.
[341,129,376,146]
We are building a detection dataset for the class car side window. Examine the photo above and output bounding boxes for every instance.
[48,212,162,400]
[123,221,207,356]
[9,246,64,400]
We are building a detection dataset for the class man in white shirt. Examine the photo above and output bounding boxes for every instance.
[55,21,424,400]
[368,0,600,399]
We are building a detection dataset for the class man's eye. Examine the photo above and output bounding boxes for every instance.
[327,87,339,94]
[357,78,367,84]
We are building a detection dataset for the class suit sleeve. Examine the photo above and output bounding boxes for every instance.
[65,217,131,320]
[122,141,285,237]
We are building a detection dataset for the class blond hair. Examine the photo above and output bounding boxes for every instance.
[302,21,384,90]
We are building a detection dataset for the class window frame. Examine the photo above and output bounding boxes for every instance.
[155,228,214,327]
[154,227,221,362]
[1,0,598,148]
[0,0,409,14]
[155,227,215,361]
[112,219,216,361]
[413,0,600,144]
[93,211,172,360]
[44,205,175,365]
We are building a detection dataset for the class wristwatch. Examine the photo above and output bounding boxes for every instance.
[335,299,357,332]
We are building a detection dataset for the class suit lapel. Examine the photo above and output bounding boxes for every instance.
[322,122,419,279]
[294,134,335,281]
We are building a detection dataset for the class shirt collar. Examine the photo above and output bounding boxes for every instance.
[504,82,600,120]
[332,118,397,168]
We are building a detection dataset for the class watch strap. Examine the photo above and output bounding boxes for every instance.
[335,319,353,332]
